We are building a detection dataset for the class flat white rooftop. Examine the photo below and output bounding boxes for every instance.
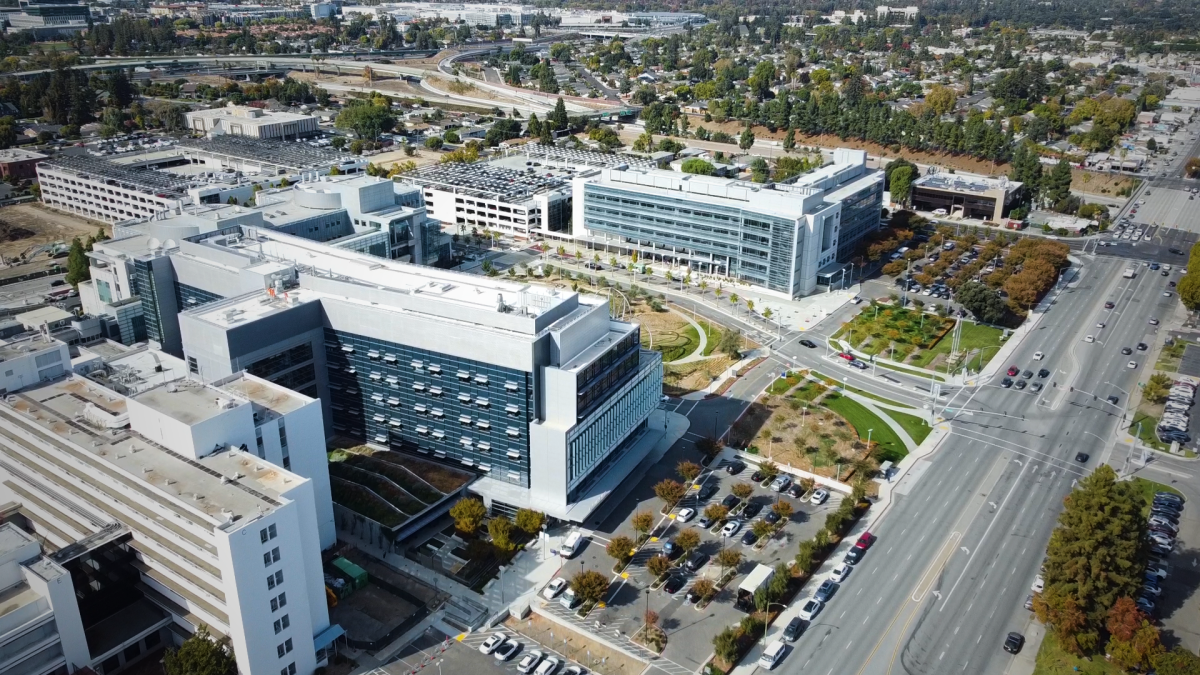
[219,373,310,416]
[132,379,248,426]
[186,104,316,128]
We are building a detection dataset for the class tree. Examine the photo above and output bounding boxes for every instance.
[1178,272,1200,311]
[550,97,569,131]
[672,527,700,555]
[732,482,754,500]
[772,500,793,521]
[691,578,716,601]
[738,127,755,151]
[751,519,774,540]
[607,534,635,566]
[647,554,671,578]
[633,131,654,153]
[514,508,544,535]
[65,237,89,287]
[1143,372,1173,403]
[703,503,729,523]
[713,627,740,663]
[1153,647,1200,675]
[449,497,486,533]
[759,461,779,480]
[1108,619,1162,671]
[1106,597,1145,643]
[783,127,796,152]
[1043,159,1073,209]
[889,166,915,206]
[680,158,716,175]
[795,539,817,573]
[1147,137,1158,152]
[925,84,958,116]
[717,328,742,358]
[424,137,444,150]
[956,281,1007,324]
[489,515,515,550]
[570,569,610,604]
[676,460,702,483]
[696,436,722,460]
[654,479,686,507]
[163,625,236,675]
[716,547,742,573]
[1038,465,1146,650]
[335,100,396,140]
[631,511,653,539]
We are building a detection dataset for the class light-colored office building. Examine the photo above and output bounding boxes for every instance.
[910,173,1024,223]
[0,370,339,675]
[6,0,90,37]
[186,104,320,140]
[571,148,884,298]
[875,5,918,23]
[0,334,71,394]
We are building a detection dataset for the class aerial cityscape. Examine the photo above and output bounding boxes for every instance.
[0,2,1195,675]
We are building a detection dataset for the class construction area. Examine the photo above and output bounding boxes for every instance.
[0,203,104,264]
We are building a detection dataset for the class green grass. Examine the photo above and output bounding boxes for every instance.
[1033,631,1125,675]
[822,392,909,462]
[811,371,915,408]
[909,321,1006,371]
[886,409,933,445]
[699,319,722,357]
[644,322,701,363]
[1130,476,1183,517]
[768,371,807,395]
[1155,341,1187,372]
[792,381,828,403]
[1130,411,1166,450]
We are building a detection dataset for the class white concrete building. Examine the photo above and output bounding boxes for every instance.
[186,105,319,140]
[875,5,918,23]
[0,334,71,394]
[0,372,339,675]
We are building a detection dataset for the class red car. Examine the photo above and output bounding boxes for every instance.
[857,532,875,549]
[1007,365,1020,377]
[837,352,855,361]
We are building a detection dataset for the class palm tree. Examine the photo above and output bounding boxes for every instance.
[699,280,708,295]
[746,299,755,315]
[763,307,772,320]
[729,293,739,316]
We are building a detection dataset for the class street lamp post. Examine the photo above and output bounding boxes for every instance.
[867,428,873,453]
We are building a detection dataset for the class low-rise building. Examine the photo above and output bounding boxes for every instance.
[0,334,71,394]
[910,173,1024,222]
[6,0,90,37]
[0,148,47,179]
[186,104,319,140]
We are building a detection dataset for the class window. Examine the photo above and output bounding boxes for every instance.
[280,664,297,675]
[267,569,283,589]
[260,528,269,544]
[277,638,293,657]
[264,547,280,567]
[268,524,277,539]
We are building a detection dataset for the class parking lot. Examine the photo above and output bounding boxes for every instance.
[536,458,842,675]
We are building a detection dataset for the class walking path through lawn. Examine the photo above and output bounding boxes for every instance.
[841,390,919,453]
[667,308,711,364]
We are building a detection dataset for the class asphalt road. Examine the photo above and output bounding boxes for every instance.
[762,255,1176,675]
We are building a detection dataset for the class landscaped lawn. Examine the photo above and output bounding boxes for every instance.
[886,409,932,445]
[834,305,954,360]
[1129,411,1166,450]
[1130,476,1183,516]
[1033,631,1125,675]
[822,392,908,462]
[811,370,914,408]
[909,321,1006,371]
[1155,340,1187,372]
[699,318,723,356]
[768,370,807,395]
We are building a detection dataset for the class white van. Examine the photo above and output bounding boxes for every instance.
[757,640,786,669]
[560,531,583,558]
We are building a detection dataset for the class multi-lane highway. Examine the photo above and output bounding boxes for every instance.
[758,255,1176,675]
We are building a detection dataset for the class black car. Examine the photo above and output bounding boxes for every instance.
[741,530,758,546]
[663,576,686,594]
[787,484,805,499]
[1021,370,1033,379]
[685,588,703,604]
[1001,378,1013,388]
[1170,247,1185,255]
[764,510,781,525]
[800,339,818,349]
[1138,343,1149,351]
[1038,368,1050,378]
[844,547,865,565]
[1121,347,1133,355]
[1014,379,1026,390]
[1107,395,1120,405]
[814,580,838,602]
[698,483,719,501]
[726,460,746,475]
[721,494,741,510]
[684,552,709,572]
[1003,632,1025,654]
[751,470,767,482]
[1075,452,1090,463]
[742,502,763,519]
[783,617,809,642]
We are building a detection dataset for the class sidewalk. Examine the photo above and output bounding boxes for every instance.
[681,348,771,401]
[725,423,953,675]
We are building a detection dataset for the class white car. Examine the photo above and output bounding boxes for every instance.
[1128,361,1138,369]
[1084,335,1095,343]
[535,656,561,675]
[721,520,742,537]
[811,488,830,505]
[479,633,507,655]
[676,507,696,523]
[1033,351,1044,360]
[798,598,824,620]
[830,563,852,583]
[518,650,545,674]
[1031,575,1044,593]
[542,578,568,600]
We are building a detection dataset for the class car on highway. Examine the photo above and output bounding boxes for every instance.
[849,360,867,370]
[1104,301,1115,309]
[831,562,852,583]
[798,598,824,620]
[1007,365,1020,376]
[1014,379,1027,390]
[1150,318,1160,325]
[1085,335,1095,343]
[783,617,809,642]
[1075,452,1090,463]
[1001,378,1013,388]
[1121,347,1133,355]
[1107,395,1120,405]
[1138,342,1149,351]
[815,580,839,602]
[837,352,854,361]
[676,507,696,523]
[800,339,818,348]
[1021,370,1033,379]
[1096,322,1106,329]
[811,488,829,505]
[1003,632,1025,654]
[1030,382,1043,393]
[495,639,521,661]
[542,578,568,600]
[1037,368,1050,378]
[1033,351,1045,360]
[480,633,508,655]
[1128,361,1139,369]
[721,520,743,538]
[1032,575,1045,592]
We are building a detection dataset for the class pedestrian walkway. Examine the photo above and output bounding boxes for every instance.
[667,308,710,364]
[841,389,919,451]
[680,348,771,401]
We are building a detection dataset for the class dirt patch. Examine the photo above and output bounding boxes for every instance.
[632,305,699,362]
[663,355,736,394]
[0,203,106,262]
[288,70,433,99]
[505,612,644,675]
[1071,169,1139,198]
[364,147,443,170]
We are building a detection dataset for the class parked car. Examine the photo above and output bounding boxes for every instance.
[1003,632,1025,654]
[480,633,508,655]
[770,475,793,492]
[798,598,824,620]
[517,650,545,674]
[811,488,829,505]
[783,617,809,642]
[542,578,568,600]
